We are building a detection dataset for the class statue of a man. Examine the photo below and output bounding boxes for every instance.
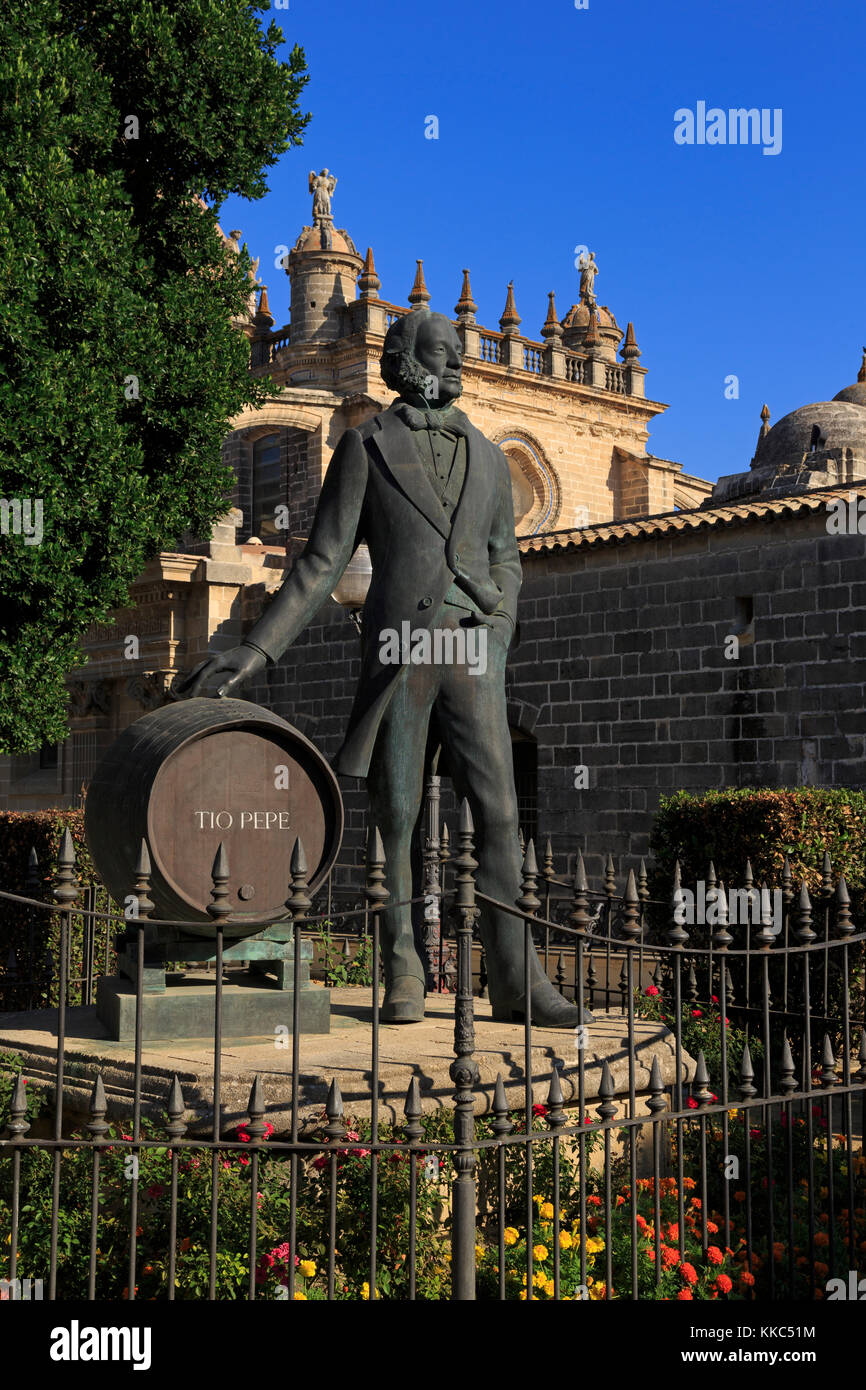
[309,169,337,224]
[579,250,598,307]
[181,310,586,1029]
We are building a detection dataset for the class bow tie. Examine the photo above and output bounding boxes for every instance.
[393,402,471,436]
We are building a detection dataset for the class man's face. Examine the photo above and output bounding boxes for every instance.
[413,315,463,405]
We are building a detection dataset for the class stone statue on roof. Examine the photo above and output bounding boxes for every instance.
[578,250,599,309]
[309,169,337,225]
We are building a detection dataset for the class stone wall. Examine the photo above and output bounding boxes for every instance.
[515,500,866,882]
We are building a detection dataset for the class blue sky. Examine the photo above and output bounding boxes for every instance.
[220,0,866,484]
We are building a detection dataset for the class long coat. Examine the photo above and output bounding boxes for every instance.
[245,404,522,778]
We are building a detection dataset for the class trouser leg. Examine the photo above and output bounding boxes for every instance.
[365,662,439,990]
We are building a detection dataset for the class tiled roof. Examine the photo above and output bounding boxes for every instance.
[519,482,866,555]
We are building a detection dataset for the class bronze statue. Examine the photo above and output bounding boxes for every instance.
[181,309,586,1028]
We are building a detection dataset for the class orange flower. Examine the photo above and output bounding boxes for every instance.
[707,1246,723,1265]
[740,1271,755,1287]
[681,1263,698,1286]
[683,1177,697,1191]
[706,1221,719,1234]
[814,1231,829,1247]
[677,1288,693,1299]
[733,1191,746,1203]
[715,1273,733,1294]
[690,1198,702,1210]
[661,1245,680,1270]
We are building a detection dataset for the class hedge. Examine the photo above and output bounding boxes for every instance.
[0,810,107,1008]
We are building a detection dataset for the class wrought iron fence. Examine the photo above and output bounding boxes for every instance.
[1,805,864,1302]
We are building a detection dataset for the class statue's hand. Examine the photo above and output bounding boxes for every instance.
[175,644,267,700]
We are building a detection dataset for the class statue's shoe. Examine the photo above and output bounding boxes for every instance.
[380,976,425,1023]
[490,983,594,1029]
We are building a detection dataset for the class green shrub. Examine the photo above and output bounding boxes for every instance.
[0,810,116,1008]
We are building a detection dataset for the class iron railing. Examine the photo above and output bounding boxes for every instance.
[1,807,864,1302]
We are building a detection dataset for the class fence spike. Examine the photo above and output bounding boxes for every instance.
[834,876,854,936]
[165,1075,188,1141]
[54,827,80,907]
[795,880,815,943]
[668,861,689,947]
[568,850,592,934]
[596,1059,617,1121]
[403,1076,423,1145]
[821,850,834,899]
[755,880,776,948]
[491,1074,514,1136]
[739,1041,756,1101]
[781,856,794,906]
[820,1035,837,1088]
[647,1055,667,1114]
[439,822,451,862]
[7,1073,31,1140]
[637,858,649,903]
[324,1079,347,1144]
[621,868,641,941]
[517,839,540,916]
[693,1050,713,1107]
[285,836,312,918]
[546,1065,566,1129]
[604,854,616,898]
[555,952,565,994]
[246,1074,267,1143]
[743,858,753,891]
[543,838,554,881]
[207,842,231,921]
[779,1036,796,1095]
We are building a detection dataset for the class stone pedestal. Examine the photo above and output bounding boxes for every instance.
[96,969,330,1043]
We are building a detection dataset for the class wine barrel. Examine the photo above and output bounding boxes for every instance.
[84,697,343,938]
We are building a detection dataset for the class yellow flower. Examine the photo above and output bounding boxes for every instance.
[532,1244,549,1263]
[544,1278,555,1297]
[540,1202,554,1220]
[559,1230,573,1250]
[293,1291,306,1300]
[586,1237,605,1255]
[503,1227,519,1246]
[519,1289,529,1300]
[360,1282,370,1300]
[475,1244,486,1261]
[298,1260,316,1279]
[533,1270,547,1288]
[534,1194,544,1207]
[521,1273,528,1285]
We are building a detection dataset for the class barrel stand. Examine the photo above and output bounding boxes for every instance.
[97,923,330,1041]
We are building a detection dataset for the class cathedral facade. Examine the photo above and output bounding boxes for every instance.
[3,181,865,890]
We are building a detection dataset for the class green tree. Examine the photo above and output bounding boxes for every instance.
[0,0,309,753]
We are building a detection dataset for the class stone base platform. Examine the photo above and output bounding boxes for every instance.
[95,972,330,1042]
[0,988,695,1137]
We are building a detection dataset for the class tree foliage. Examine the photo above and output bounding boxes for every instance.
[0,0,309,752]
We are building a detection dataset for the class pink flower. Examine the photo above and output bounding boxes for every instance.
[691,1009,702,1018]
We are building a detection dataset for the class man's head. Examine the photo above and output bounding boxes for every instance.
[380,310,463,407]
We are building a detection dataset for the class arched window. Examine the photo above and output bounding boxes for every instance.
[251,433,282,540]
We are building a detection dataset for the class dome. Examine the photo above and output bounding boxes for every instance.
[561,302,620,332]
[754,399,866,473]
[833,382,866,406]
[291,224,359,257]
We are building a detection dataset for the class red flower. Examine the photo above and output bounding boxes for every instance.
[587,1195,602,1207]
[677,1288,693,1300]
[532,1104,548,1118]
[681,1263,698,1285]
[691,1009,702,1018]
[707,1246,723,1265]
[749,1127,761,1139]
[146,1184,164,1198]
[687,1098,699,1109]
[715,1273,733,1294]
[710,995,718,1004]
[645,986,659,997]
[661,1245,680,1269]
